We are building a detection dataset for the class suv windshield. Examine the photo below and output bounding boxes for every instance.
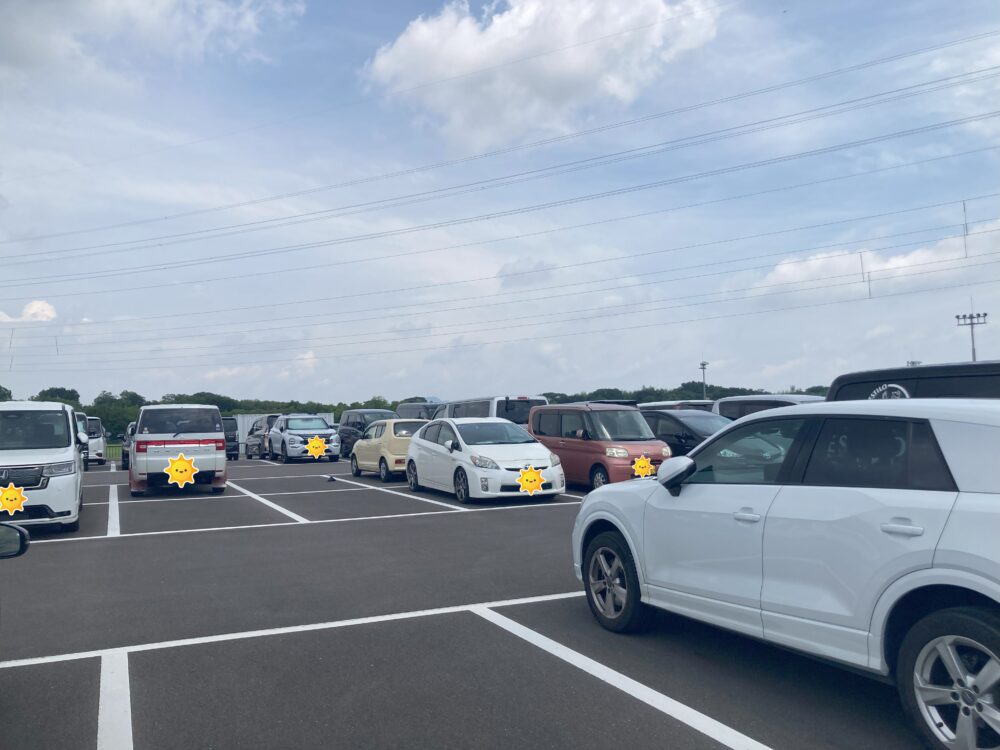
[497,398,546,425]
[457,422,536,445]
[589,410,655,441]
[138,408,222,435]
[360,411,396,426]
[0,410,72,450]
[287,417,330,431]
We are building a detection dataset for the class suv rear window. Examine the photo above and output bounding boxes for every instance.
[393,421,424,437]
[138,408,223,435]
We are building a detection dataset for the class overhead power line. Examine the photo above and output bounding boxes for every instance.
[9,66,996,264]
[0,147,993,306]
[6,111,999,290]
[8,217,996,351]
[10,269,1000,373]
[4,25,997,241]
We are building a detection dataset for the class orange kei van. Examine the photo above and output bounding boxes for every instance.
[528,402,671,489]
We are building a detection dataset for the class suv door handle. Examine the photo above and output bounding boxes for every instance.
[880,521,924,537]
[733,508,761,523]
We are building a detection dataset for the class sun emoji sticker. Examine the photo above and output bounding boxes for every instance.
[164,453,199,488]
[632,455,654,478]
[0,483,28,515]
[516,466,545,495]
[305,436,327,459]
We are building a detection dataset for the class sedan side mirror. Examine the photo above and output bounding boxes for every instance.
[657,456,697,496]
[444,439,455,452]
[0,523,29,559]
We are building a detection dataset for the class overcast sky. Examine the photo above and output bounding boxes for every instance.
[1,0,998,404]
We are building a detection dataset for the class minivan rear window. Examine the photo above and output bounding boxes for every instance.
[0,410,72,450]
[138,408,222,435]
[497,398,546,425]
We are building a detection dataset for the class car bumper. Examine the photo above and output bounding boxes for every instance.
[285,443,341,459]
[131,453,227,490]
[606,457,663,484]
[4,474,80,525]
[468,465,566,498]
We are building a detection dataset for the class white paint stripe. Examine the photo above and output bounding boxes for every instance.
[560,492,585,499]
[97,650,134,750]
[332,476,469,510]
[106,484,120,537]
[257,487,376,497]
[255,459,279,466]
[109,461,116,472]
[226,481,309,523]
[224,472,350,481]
[0,591,584,669]
[471,606,772,750]
[31,500,579,545]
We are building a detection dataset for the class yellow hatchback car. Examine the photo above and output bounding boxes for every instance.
[349,419,428,482]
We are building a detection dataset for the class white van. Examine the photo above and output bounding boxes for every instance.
[86,416,107,466]
[129,404,227,497]
[0,401,85,531]
[75,412,90,469]
[433,395,548,425]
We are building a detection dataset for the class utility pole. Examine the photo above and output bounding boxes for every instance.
[699,361,709,400]
[956,310,988,362]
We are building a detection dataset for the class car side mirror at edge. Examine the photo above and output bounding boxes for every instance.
[77,432,89,446]
[656,456,697,497]
[0,523,29,559]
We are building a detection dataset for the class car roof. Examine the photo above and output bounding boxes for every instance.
[0,400,72,411]
[743,398,1000,427]
[446,417,512,424]
[715,394,824,404]
[140,404,220,410]
[644,408,725,418]
[348,408,396,413]
[542,401,638,411]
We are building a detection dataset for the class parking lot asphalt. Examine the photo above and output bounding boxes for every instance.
[0,459,923,749]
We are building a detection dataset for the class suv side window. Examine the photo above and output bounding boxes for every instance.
[803,418,956,491]
[688,419,805,485]
[452,403,467,418]
[561,412,585,439]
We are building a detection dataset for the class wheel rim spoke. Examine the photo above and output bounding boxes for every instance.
[979,702,1000,735]
[953,709,979,750]
[936,640,969,684]
[914,675,955,706]
[597,553,612,578]
[608,558,623,581]
[975,657,1000,694]
[612,583,627,608]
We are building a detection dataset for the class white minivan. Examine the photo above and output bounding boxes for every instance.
[0,401,85,531]
[129,404,227,497]
[433,396,548,425]
[86,416,107,466]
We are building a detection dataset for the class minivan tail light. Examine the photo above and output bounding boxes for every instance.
[210,439,226,451]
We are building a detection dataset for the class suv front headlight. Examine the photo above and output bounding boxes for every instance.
[44,461,76,477]
[605,447,628,458]
[470,455,500,470]
[288,435,304,444]
[549,452,561,466]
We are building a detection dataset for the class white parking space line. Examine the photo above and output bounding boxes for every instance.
[109,461,116,472]
[332,476,470,510]
[0,591,584,669]
[97,650,134,750]
[253,459,279,466]
[560,492,585,499]
[226,481,309,523]
[32,500,579,545]
[106,485,120,537]
[224,472,351,481]
[259,487,376,497]
[471,606,772,750]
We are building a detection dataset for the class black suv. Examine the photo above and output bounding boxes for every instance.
[338,409,398,456]
[827,360,1000,400]
[222,416,240,461]
[641,409,732,457]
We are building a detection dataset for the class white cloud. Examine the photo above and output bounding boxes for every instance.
[0,0,305,92]
[365,0,720,148]
[0,300,57,322]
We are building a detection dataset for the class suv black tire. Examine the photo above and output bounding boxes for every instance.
[583,530,651,633]
[897,605,1000,750]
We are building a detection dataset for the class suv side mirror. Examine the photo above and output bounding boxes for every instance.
[77,432,89,447]
[0,523,29,559]
[657,456,697,496]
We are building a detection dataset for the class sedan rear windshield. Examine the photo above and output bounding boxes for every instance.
[457,422,536,445]
[137,408,222,435]
[0,410,72,450]
[393,421,425,437]
[589,410,655,441]
[287,417,330,431]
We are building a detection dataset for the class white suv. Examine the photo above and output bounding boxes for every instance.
[0,401,85,531]
[572,399,1000,750]
[266,414,340,462]
[129,404,227,497]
